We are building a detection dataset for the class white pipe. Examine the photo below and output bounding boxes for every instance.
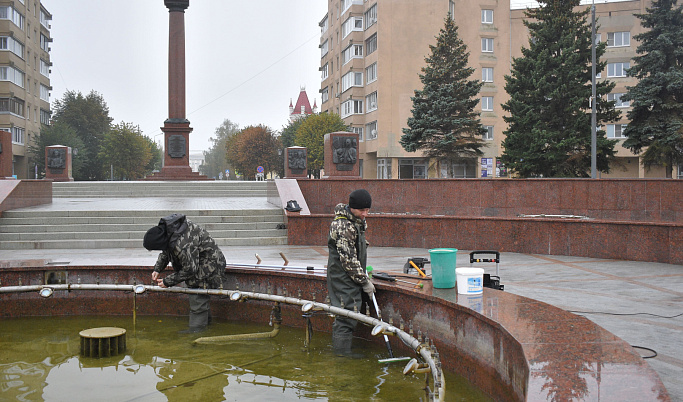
[0,283,444,400]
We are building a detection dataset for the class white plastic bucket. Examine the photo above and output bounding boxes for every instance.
[456,267,484,295]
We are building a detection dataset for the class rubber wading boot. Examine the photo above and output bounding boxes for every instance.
[179,310,209,334]
[332,334,363,358]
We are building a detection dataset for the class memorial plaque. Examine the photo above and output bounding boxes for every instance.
[332,136,357,171]
[168,135,186,158]
[288,148,307,175]
[47,148,66,170]
[45,145,73,181]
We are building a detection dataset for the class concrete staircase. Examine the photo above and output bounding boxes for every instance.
[51,181,268,198]
[0,181,288,250]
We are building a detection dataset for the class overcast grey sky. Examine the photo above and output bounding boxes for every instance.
[44,0,618,153]
[44,0,328,153]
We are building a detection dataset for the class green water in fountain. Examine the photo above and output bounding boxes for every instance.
[0,316,492,401]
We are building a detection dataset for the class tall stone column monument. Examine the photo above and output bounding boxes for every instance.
[146,0,208,180]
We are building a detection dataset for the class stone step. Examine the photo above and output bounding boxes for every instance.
[0,236,287,250]
[0,216,281,226]
[52,181,267,188]
[52,181,268,198]
[1,209,283,218]
[0,221,283,233]
[51,192,265,198]
[0,228,286,241]
[2,181,286,250]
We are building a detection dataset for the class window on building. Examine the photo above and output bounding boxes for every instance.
[40,84,49,102]
[451,160,477,178]
[40,34,50,52]
[678,164,683,180]
[377,158,392,179]
[482,67,493,82]
[321,63,328,81]
[341,0,362,15]
[321,40,329,58]
[40,8,51,29]
[366,121,377,140]
[366,62,377,83]
[482,38,494,53]
[481,9,493,24]
[483,125,494,140]
[366,91,377,112]
[607,93,629,108]
[399,159,427,179]
[606,124,627,138]
[40,108,50,125]
[351,126,363,141]
[321,87,329,103]
[0,98,25,117]
[342,43,363,65]
[365,4,377,29]
[366,34,377,55]
[341,71,363,92]
[607,62,629,77]
[449,1,455,18]
[341,99,363,118]
[482,96,493,111]
[342,16,363,39]
[0,36,24,58]
[0,6,25,29]
[9,126,24,144]
[320,16,328,34]
[0,66,24,87]
[607,31,630,47]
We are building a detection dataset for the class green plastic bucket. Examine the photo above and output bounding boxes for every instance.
[428,248,458,288]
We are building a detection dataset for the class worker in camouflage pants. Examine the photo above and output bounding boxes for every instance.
[144,213,227,333]
[327,189,375,356]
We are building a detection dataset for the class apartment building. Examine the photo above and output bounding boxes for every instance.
[0,0,51,179]
[320,0,673,179]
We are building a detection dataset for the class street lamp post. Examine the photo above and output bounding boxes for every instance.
[591,0,597,179]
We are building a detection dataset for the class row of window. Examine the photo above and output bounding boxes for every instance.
[448,2,494,24]
[321,61,377,102]
[340,91,378,118]
[0,36,24,58]
[378,157,482,179]
[347,121,378,142]
[0,6,25,29]
[480,64,632,84]
[321,3,377,34]
[0,96,51,123]
[4,126,25,145]
[481,32,631,56]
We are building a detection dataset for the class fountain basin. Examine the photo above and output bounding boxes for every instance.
[0,264,669,401]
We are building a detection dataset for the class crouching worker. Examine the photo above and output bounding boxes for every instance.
[327,189,375,356]
[143,213,227,333]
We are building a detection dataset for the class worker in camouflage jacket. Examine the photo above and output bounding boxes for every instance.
[143,213,227,333]
[327,189,375,356]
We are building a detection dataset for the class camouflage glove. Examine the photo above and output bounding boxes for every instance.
[362,280,376,295]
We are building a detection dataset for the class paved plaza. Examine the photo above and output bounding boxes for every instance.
[0,196,681,400]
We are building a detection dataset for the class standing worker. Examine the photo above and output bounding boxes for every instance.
[327,189,375,356]
[143,213,227,333]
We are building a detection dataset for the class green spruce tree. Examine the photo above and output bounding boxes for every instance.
[400,13,486,173]
[622,0,683,178]
[500,1,620,177]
